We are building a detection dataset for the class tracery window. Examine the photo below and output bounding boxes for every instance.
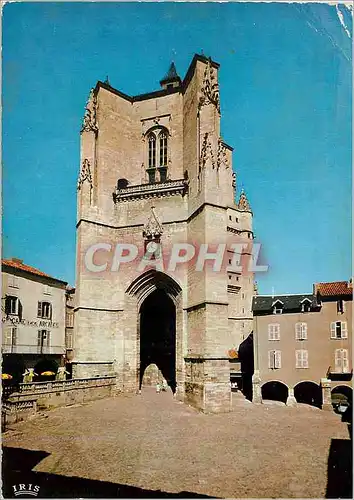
[146,128,169,183]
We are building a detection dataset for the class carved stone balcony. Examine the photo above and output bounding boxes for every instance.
[113,179,188,203]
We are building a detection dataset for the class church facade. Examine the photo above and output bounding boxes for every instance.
[74,54,254,412]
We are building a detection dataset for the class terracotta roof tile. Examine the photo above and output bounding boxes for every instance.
[2,259,66,283]
[315,281,352,297]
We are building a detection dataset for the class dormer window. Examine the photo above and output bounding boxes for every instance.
[300,298,312,313]
[272,300,283,315]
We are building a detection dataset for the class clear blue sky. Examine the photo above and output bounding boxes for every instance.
[3,2,352,293]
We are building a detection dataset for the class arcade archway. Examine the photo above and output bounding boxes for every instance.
[331,385,352,413]
[261,381,288,403]
[294,381,322,408]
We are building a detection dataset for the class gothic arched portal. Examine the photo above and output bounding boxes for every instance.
[139,289,176,393]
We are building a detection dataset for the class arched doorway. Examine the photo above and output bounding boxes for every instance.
[139,289,176,393]
[331,385,352,415]
[294,381,322,408]
[262,381,288,403]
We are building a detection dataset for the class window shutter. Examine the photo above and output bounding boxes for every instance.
[18,300,22,320]
[303,350,309,368]
[5,297,10,315]
[49,303,52,320]
[37,302,42,318]
[334,349,342,372]
[330,322,336,339]
[268,324,273,341]
[274,350,281,369]
[46,331,50,347]
[302,323,308,340]
[275,324,280,340]
[268,350,274,369]
[4,328,12,345]
[295,323,301,340]
[341,322,348,339]
[11,327,17,346]
[295,350,301,368]
[342,350,349,373]
[37,330,42,347]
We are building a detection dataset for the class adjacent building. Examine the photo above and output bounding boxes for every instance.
[251,280,352,409]
[74,54,254,412]
[2,258,70,380]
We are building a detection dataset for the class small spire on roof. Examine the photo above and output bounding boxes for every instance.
[238,188,252,212]
[160,62,181,89]
[104,75,110,86]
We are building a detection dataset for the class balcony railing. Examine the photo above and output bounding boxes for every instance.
[326,366,353,381]
[113,178,188,203]
[2,344,65,355]
[18,376,116,394]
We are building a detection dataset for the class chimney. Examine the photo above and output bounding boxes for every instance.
[11,258,23,264]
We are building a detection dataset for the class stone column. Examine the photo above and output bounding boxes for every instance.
[252,370,262,404]
[286,387,297,407]
[321,378,333,411]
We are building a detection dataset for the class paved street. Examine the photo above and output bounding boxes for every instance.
[2,389,352,498]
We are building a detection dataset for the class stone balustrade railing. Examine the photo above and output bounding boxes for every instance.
[19,376,116,394]
[113,179,188,202]
[2,376,117,428]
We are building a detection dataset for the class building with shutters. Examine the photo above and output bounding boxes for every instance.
[74,54,255,413]
[250,280,352,410]
[1,258,70,381]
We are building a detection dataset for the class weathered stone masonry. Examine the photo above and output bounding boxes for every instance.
[73,54,254,412]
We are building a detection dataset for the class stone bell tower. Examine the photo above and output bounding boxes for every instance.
[74,54,254,413]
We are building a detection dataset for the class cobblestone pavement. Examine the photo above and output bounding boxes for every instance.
[2,389,352,498]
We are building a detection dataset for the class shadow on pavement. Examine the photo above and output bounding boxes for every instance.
[2,447,216,498]
[326,438,352,498]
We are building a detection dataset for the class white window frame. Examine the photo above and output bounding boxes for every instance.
[8,275,19,289]
[37,330,50,352]
[65,330,73,349]
[38,301,52,319]
[66,311,74,328]
[268,323,280,341]
[268,350,281,369]
[330,321,348,339]
[334,349,349,373]
[295,349,309,368]
[4,327,17,346]
[295,322,308,340]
